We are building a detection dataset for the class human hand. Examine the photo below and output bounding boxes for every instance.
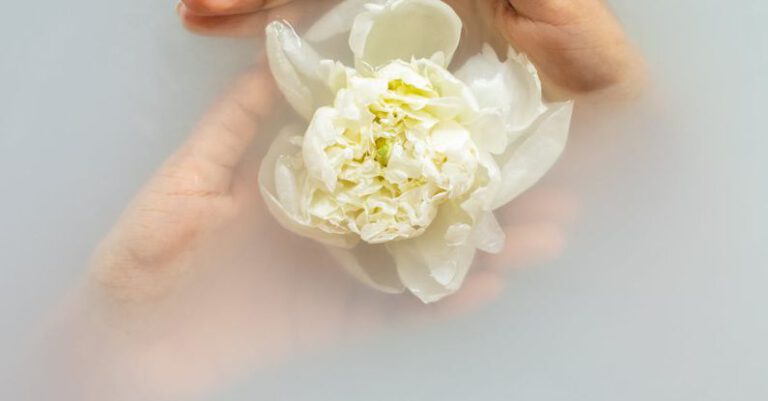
[490,0,647,99]
[176,0,646,99]
[77,60,576,399]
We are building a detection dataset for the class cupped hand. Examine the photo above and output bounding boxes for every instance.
[177,0,646,99]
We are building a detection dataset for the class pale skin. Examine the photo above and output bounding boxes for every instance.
[67,0,640,399]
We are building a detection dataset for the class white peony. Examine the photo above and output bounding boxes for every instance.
[260,0,573,303]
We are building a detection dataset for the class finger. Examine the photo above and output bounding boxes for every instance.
[179,5,273,37]
[163,63,277,196]
[177,1,330,37]
[481,222,566,271]
[498,187,580,226]
[433,270,505,317]
[365,269,503,329]
[181,0,296,17]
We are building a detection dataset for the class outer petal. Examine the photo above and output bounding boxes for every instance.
[349,0,462,69]
[266,21,347,120]
[460,151,502,215]
[456,45,547,147]
[469,212,505,253]
[386,203,478,303]
[305,0,384,43]
[491,102,574,210]
[326,243,405,294]
[259,126,359,249]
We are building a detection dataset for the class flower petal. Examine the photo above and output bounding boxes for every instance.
[469,212,505,253]
[459,151,501,215]
[305,0,383,43]
[302,107,346,192]
[386,158,506,302]
[491,102,574,210]
[455,45,547,145]
[387,203,477,303]
[349,0,462,69]
[266,20,345,120]
[416,58,479,121]
[326,243,405,294]
[259,126,359,249]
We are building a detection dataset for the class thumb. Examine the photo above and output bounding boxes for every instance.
[86,63,278,302]
[159,62,277,197]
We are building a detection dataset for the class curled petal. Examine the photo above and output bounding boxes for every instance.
[386,161,506,303]
[305,0,384,43]
[302,107,344,191]
[326,243,405,294]
[469,212,505,253]
[349,0,462,69]
[491,102,574,210]
[417,58,479,121]
[387,203,477,303]
[460,151,502,215]
[266,21,346,120]
[467,111,508,154]
[456,45,547,145]
[259,126,359,249]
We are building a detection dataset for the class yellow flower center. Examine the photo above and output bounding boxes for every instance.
[304,60,480,243]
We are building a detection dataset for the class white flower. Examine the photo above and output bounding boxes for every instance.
[260,0,573,303]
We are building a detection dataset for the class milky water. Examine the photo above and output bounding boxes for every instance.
[1,1,766,400]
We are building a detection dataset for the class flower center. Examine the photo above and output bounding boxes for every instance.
[305,61,480,243]
[374,137,393,166]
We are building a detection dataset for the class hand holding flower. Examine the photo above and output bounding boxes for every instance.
[177,0,646,98]
[495,0,647,98]
[258,0,574,302]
